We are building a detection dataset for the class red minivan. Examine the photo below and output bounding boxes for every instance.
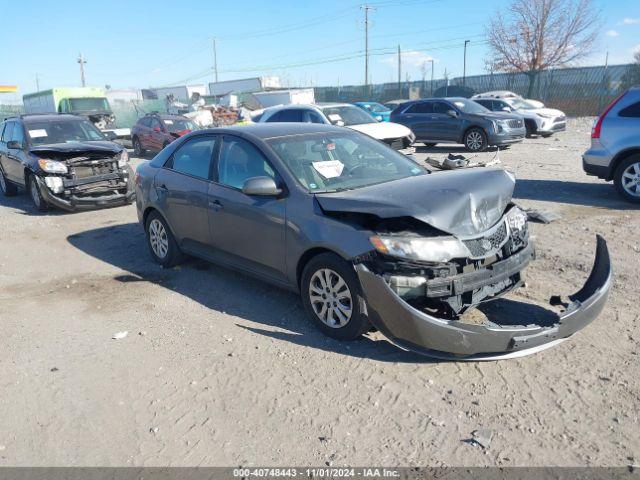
[131,113,197,156]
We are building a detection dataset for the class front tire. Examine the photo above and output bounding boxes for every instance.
[27,174,48,211]
[613,155,640,204]
[0,168,18,196]
[301,253,370,341]
[145,211,184,267]
[464,128,487,152]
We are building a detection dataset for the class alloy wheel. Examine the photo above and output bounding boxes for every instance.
[308,268,353,328]
[620,161,640,197]
[466,131,484,151]
[148,218,169,259]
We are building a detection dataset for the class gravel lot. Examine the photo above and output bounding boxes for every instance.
[0,118,638,467]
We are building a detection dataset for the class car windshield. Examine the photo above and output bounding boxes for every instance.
[505,98,535,110]
[268,131,426,193]
[321,105,376,126]
[25,120,106,145]
[163,118,197,132]
[449,98,489,114]
[363,103,389,113]
[68,97,111,112]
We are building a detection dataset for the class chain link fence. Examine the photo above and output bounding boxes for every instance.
[315,62,640,116]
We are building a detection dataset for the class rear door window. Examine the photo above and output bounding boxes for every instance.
[168,136,217,180]
[405,102,433,114]
[432,102,451,114]
[619,101,640,118]
[267,109,304,122]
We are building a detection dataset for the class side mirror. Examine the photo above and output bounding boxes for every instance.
[242,176,282,196]
[446,110,458,118]
[104,131,117,140]
[7,140,22,149]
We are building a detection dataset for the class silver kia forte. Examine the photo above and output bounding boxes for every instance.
[135,123,611,360]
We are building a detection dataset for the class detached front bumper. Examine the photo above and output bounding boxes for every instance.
[36,165,136,212]
[356,235,612,360]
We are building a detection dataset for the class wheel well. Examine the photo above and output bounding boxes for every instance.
[461,125,487,143]
[296,247,340,288]
[142,206,158,227]
[610,149,640,181]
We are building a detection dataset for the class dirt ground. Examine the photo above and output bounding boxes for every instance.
[0,118,638,467]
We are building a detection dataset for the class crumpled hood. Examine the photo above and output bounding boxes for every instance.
[315,168,515,237]
[347,121,412,140]
[30,141,122,156]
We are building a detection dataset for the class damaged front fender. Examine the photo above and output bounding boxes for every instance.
[356,235,612,360]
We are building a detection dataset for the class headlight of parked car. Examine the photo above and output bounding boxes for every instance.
[506,206,528,234]
[370,234,471,262]
[492,119,509,133]
[37,159,68,174]
[118,149,129,167]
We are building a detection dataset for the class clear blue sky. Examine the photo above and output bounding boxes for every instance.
[1,0,639,100]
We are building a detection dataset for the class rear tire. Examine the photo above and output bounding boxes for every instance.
[464,128,487,152]
[613,155,640,204]
[27,174,48,211]
[133,136,145,157]
[0,168,18,196]
[301,253,370,341]
[145,211,184,267]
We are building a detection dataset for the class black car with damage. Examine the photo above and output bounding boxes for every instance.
[0,114,134,211]
[134,123,612,360]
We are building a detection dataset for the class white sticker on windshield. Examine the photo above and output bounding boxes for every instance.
[327,114,342,122]
[29,129,48,138]
[164,120,174,125]
[312,160,344,179]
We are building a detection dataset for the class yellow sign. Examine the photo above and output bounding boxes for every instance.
[0,86,18,93]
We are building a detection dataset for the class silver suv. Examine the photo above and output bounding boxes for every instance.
[583,86,640,203]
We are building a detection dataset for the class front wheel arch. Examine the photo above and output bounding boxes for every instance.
[296,247,349,291]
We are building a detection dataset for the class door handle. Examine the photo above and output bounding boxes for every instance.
[209,199,223,211]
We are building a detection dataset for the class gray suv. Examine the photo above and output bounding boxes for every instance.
[134,123,611,360]
[390,97,526,151]
[583,86,640,203]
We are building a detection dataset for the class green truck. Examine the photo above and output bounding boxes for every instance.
[22,87,130,141]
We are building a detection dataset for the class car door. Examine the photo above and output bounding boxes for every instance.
[137,117,152,150]
[148,118,164,152]
[207,135,287,283]
[153,135,218,250]
[398,101,434,140]
[4,122,25,183]
[0,122,9,180]
[431,101,462,141]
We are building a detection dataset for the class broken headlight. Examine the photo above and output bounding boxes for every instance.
[370,235,471,263]
[506,206,528,234]
[118,149,129,168]
[38,159,68,174]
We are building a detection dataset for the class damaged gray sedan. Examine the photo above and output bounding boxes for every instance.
[135,123,612,360]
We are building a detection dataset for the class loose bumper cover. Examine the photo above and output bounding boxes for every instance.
[356,235,612,360]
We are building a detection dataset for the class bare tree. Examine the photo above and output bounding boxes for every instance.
[621,51,640,88]
[487,0,600,97]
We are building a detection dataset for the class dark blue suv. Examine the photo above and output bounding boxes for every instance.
[390,97,526,151]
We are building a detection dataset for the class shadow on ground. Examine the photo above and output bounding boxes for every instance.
[67,222,432,363]
[514,179,638,210]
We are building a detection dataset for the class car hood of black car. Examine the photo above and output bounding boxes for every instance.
[315,168,515,237]
[30,141,122,156]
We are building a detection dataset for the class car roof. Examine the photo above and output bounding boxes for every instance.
[199,122,349,139]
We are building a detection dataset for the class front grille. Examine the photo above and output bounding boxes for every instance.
[463,221,509,258]
[507,119,523,129]
[554,115,566,123]
[70,158,118,179]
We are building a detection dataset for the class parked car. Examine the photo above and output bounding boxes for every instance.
[390,97,526,151]
[583,86,640,203]
[0,114,134,211]
[256,103,415,150]
[473,95,566,137]
[131,113,198,156]
[353,102,391,122]
[134,123,611,360]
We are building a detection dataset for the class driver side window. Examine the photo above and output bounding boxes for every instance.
[217,137,275,190]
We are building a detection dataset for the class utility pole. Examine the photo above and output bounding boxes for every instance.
[77,53,87,87]
[397,45,402,96]
[429,59,434,97]
[362,4,374,91]
[35,73,40,92]
[212,38,219,83]
[463,40,470,87]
